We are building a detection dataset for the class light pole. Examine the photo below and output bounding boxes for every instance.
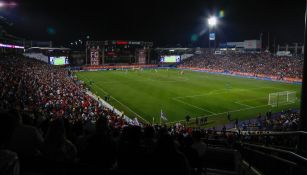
[85,36,90,65]
[259,33,263,51]
[208,16,217,49]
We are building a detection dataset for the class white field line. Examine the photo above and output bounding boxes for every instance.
[167,86,287,124]
[234,96,269,108]
[93,84,150,123]
[94,76,190,85]
[173,89,229,99]
[234,101,253,108]
[78,74,150,123]
[99,79,189,85]
[173,86,285,100]
[173,98,216,115]
[167,104,269,124]
[236,97,268,103]
[78,72,292,124]
[169,90,298,124]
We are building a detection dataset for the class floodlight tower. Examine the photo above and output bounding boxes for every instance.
[207,16,217,49]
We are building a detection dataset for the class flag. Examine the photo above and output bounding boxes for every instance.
[160,109,168,121]
[133,117,140,126]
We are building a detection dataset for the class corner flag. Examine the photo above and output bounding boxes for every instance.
[160,109,168,121]
[133,117,140,126]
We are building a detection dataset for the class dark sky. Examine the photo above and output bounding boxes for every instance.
[0,0,306,47]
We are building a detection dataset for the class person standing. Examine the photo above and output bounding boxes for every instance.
[227,112,231,121]
[185,115,191,124]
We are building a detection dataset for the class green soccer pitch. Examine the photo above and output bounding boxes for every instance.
[75,69,301,127]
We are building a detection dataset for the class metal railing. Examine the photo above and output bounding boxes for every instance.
[240,131,307,175]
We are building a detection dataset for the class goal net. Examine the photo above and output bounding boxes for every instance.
[268,91,297,107]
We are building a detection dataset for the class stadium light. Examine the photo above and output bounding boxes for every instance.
[207,16,218,49]
[208,16,217,27]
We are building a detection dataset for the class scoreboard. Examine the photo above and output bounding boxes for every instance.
[160,55,181,63]
[86,40,153,65]
[90,46,100,65]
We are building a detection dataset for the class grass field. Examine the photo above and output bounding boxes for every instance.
[76,69,301,127]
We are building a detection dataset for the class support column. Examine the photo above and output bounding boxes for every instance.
[85,41,88,65]
[300,0,307,131]
[298,0,307,156]
[101,45,105,65]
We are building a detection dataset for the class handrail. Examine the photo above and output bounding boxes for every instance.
[240,131,307,136]
[244,147,298,167]
[242,143,307,163]
[199,130,307,136]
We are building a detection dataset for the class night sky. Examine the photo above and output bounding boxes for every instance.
[0,0,306,47]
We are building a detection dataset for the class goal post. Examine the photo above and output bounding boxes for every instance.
[287,91,297,103]
[268,91,297,107]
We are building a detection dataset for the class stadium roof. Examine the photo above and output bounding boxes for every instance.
[27,47,70,51]
[155,48,191,51]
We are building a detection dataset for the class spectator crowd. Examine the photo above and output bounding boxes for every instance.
[0,54,211,175]
[0,54,127,127]
[179,52,303,79]
[239,109,300,132]
[0,54,302,175]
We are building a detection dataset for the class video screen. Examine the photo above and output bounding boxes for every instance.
[49,56,69,65]
[160,55,181,63]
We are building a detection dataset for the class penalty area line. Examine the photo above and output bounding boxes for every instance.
[172,98,216,115]
[234,101,253,108]
[166,104,269,124]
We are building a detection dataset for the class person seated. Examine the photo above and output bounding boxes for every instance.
[42,118,77,163]
[79,117,116,173]
[0,112,20,175]
[8,112,43,162]
[148,132,191,175]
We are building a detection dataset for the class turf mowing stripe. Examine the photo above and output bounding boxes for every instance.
[76,70,300,125]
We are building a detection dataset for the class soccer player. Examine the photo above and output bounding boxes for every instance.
[179,70,184,75]
[227,112,231,121]
[185,115,191,123]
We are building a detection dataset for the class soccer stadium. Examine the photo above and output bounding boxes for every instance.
[0,0,307,175]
